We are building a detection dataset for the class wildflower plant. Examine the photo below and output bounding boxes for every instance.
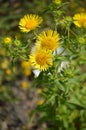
[0,0,86,129]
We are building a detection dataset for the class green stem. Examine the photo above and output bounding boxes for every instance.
[70,30,78,37]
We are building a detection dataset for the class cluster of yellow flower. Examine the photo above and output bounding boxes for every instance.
[18,10,86,71]
[19,14,61,71]
[29,29,61,71]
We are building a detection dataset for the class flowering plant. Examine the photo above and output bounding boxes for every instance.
[1,0,86,129]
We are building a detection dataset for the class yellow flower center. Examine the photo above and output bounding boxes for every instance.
[79,18,84,25]
[25,20,37,30]
[36,52,47,65]
[41,37,56,51]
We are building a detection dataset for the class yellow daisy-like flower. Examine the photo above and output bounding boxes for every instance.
[3,37,12,44]
[36,30,60,52]
[29,47,53,71]
[19,14,43,32]
[73,13,86,28]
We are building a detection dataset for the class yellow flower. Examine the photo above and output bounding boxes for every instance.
[73,13,86,28]
[1,59,9,69]
[3,37,12,44]
[21,81,29,89]
[23,69,32,76]
[37,88,43,94]
[37,99,44,105]
[21,60,32,76]
[19,14,43,32]
[36,30,60,51]
[6,69,12,75]
[21,60,31,68]
[29,47,53,71]
[54,0,61,4]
